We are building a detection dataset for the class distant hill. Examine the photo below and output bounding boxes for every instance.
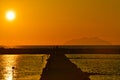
[65,37,112,45]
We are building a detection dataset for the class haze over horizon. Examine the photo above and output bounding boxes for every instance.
[0,0,120,46]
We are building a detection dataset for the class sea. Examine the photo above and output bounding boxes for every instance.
[0,54,120,80]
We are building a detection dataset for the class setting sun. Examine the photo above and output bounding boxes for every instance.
[6,11,16,21]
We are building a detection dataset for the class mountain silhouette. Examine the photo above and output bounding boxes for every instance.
[65,37,111,45]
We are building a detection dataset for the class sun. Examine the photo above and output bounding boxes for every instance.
[6,11,16,21]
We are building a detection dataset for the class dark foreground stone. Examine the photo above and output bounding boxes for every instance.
[40,52,90,80]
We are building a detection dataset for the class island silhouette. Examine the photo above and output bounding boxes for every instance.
[65,37,111,45]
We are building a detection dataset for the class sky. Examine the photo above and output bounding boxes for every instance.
[0,0,120,46]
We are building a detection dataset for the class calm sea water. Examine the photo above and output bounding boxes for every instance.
[0,54,120,80]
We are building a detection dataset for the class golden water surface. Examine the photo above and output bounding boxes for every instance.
[1,55,19,80]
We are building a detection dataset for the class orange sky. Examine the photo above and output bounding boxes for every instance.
[0,0,120,46]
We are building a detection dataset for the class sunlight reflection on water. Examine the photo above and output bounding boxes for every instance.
[0,54,120,80]
[1,55,19,80]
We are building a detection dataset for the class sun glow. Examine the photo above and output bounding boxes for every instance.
[6,11,16,21]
